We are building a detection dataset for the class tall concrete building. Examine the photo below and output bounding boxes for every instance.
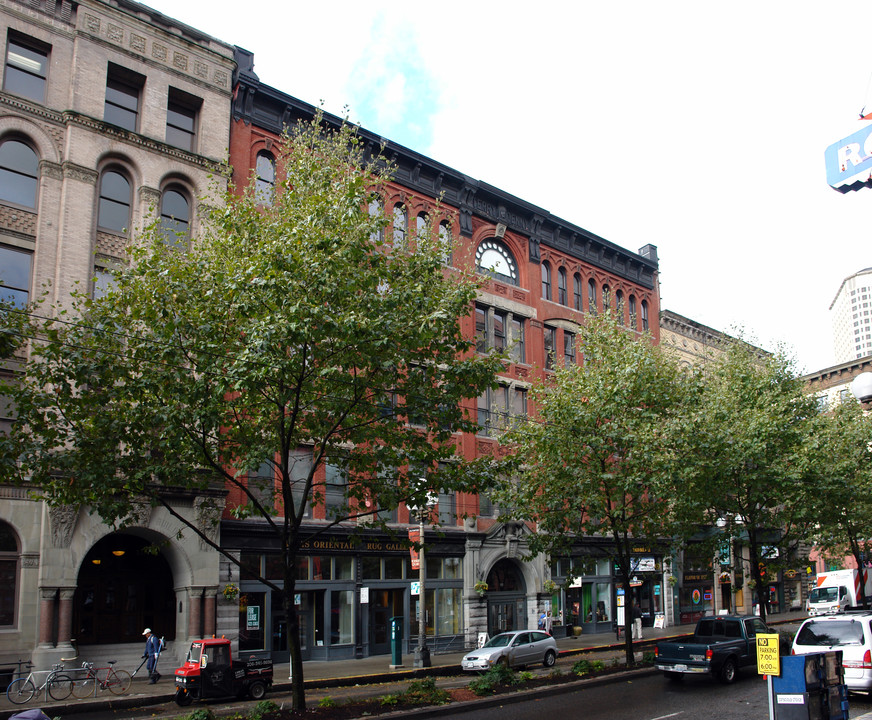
[830,268,872,363]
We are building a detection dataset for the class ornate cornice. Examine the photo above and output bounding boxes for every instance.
[62,162,98,185]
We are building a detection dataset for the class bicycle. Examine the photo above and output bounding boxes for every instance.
[6,660,74,704]
[70,660,132,698]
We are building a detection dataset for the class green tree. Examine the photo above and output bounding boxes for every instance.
[498,312,698,665]
[807,396,872,605]
[687,339,819,624]
[0,114,501,710]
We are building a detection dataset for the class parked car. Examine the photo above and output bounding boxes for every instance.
[792,612,872,692]
[461,630,558,671]
[654,615,771,683]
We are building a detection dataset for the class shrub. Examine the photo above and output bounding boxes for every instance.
[467,663,519,696]
[591,660,605,672]
[403,677,450,706]
[248,700,279,720]
[317,696,336,708]
[379,693,400,706]
[184,709,216,720]
[642,651,656,665]
[518,670,534,682]
[467,675,496,696]
[572,659,592,676]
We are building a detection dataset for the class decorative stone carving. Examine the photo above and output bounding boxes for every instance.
[39,161,63,181]
[130,34,146,54]
[107,24,123,44]
[62,163,98,185]
[84,13,100,33]
[124,498,152,527]
[152,43,167,62]
[49,504,78,548]
[194,496,221,551]
[213,70,228,88]
[21,553,39,569]
[173,52,188,71]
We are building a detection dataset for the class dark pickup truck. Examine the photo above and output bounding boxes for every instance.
[654,615,771,683]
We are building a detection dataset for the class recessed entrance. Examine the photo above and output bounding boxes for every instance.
[74,534,175,644]
[485,559,526,636]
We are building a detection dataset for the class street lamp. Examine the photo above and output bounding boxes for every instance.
[412,484,436,668]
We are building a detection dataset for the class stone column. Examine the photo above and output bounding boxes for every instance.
[38,588,56,647]
[203,589,217,638]
[187,589,202,639]
[57,588,76,646]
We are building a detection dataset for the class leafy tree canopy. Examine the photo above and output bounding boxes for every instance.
[497,312,699,663]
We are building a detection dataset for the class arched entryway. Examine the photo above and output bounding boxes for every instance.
[74,534,175,644]
[486,559,526,636]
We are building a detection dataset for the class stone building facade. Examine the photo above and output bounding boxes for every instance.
[0,0,234,672]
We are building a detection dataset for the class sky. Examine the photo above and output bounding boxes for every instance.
[146,0,872,375]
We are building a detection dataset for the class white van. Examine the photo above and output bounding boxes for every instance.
[792,613,872,691]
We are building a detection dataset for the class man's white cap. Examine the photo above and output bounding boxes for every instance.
[142,628,151,635]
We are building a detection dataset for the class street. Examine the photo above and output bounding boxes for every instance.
[453,672,872,720]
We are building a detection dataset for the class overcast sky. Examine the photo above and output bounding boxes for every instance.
[146,0,872,374]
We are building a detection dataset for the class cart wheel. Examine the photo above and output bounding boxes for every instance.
[175,688,194,707]
[248,680,267,700]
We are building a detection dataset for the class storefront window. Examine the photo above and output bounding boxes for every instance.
[595,583,611,622]
[384,557,404,579]
[444,557,461,579]
[240,552,262,580]
[335,557,354,580]
[311,556,331,581]
[437,588,461,635]
[361,557,380,579]
[239,591,266,650]
[330,590,353,644]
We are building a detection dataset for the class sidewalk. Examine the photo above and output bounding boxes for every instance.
[0,610,808,719]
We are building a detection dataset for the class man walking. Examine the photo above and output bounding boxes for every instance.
[142,628,162,684]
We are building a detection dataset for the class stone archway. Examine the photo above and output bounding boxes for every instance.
[485,558,527,636]
[73,533,175,645]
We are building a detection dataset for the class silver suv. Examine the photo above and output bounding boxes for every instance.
[792,612,872,691]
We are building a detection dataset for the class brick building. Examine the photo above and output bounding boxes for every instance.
[223,48,662,660]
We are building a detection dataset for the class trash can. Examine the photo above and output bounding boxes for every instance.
[390,616,404,667]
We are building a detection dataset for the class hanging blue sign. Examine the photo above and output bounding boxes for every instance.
[825,123,872,192]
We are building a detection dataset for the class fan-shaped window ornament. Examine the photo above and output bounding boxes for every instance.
[475,239,518,286]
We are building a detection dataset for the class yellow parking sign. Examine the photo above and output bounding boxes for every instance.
[756,633,780,675]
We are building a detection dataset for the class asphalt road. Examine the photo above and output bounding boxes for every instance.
[460,672,872,720]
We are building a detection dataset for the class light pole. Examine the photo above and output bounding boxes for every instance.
[413,484,434,668]
[851,371,872,405]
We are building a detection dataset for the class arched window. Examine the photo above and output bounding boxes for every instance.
[557,267,567,305]
[160,186,190,247]
[368,197,384,243]
[0,139,38,209]
[475,239,518,286]
[602,284,611,310]
[0,521,19,627]
[628,295,637,327]
[438,221,452,265]
[541,262,552,301]
[573,274,582,311]
[416,212,428,237]
[392,204,407,246]
[615,290,625,324]
[97,170,131,234]
[254,151,275,205]
[641,300,649,330]
[588,278,598,315]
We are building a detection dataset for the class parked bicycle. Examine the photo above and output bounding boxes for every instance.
[70,660,131,698]
[6,659,74,704]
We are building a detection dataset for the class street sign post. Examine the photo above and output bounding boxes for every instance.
[756,633,780,720]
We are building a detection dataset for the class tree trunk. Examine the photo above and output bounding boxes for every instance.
[284,573,306,710]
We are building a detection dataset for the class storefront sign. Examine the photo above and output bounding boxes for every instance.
[631,556,656,573]
[300,536,409,553]
[826,124,872,191]
[683,572,710,583]
[247,606,260,630]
